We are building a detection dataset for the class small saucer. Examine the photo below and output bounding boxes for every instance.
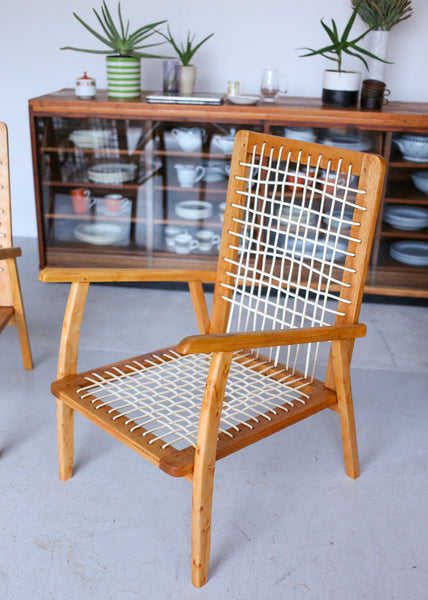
[227,94,260,105]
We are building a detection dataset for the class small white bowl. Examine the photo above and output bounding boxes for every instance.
[411,171,428,194]
[175,200,213,220]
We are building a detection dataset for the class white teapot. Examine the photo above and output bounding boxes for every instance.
[213,129,236,155]
[172,127,206,153]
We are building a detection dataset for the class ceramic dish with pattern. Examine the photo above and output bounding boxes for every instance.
[175,200,213,220]
[88,163,137,184]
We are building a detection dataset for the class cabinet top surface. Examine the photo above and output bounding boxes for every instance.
[29,89,428,131]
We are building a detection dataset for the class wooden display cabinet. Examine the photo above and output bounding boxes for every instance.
[29,89,428,298]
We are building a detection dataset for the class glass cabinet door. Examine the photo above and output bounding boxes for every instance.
[34,116,262,268]
[34,116,158,266]
[148,121,263,268]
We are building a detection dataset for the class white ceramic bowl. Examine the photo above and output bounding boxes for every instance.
[284,127,316,143]
[411,170,428,194]
[394,134,428,162]
[383,205,428,230]
[321,133,371,152]
[175,200,213,220]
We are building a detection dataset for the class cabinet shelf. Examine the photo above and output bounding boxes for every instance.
[29,89,428,298]
[380,224,428,239]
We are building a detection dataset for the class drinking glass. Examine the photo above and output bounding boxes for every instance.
[260,68,287,102]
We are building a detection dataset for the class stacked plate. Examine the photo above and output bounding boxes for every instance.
[383,205,428,231]
[69,129,112,149]
[390,241,428,266]
[320,133,372,152]
[88,163,137,184]
[74,223,127,245]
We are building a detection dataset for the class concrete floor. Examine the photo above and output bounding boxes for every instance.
[1,237,427,600]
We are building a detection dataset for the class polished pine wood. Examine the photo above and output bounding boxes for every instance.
[47,131,385,587]
[0,122,32,370]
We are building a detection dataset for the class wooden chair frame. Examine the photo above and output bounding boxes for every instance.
[0,122,32,370]
[41,131,385,587]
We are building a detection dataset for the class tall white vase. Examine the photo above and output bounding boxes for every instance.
[366,30,390,82]
[178,65,197,95]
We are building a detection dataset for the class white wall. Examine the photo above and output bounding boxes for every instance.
[1,0,427,237]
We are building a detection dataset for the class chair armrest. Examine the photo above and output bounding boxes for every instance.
[39,267,217,284]
[0,247,21,260]
[177,324,366,355]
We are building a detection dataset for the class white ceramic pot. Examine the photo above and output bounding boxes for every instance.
[213,133,236,155]
[322,70,361,108]
[171,127,205,153]
[178,65,197,95]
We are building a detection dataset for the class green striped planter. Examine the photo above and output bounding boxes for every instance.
[106,56,141,99]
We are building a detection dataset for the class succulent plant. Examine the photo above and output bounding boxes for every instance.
[61,1,169,58]
[299,1,391,72]
[351,0,413,31]
[159,25,214,66]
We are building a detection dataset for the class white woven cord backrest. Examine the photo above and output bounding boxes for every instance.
[217,134,369,380]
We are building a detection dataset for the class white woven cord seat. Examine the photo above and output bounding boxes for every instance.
[47,130,385,587]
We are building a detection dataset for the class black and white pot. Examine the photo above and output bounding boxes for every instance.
[322,70,361,108]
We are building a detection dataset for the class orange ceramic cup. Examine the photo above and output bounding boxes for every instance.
[71,188,93,213]
[104,194,125,213]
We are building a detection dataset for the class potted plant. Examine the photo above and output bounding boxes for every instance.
[351,0,413,81]
[299,1,389,107]
[61,1,169,99]
[159,26,214,95]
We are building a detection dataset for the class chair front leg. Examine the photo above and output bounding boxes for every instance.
[192,351,233,588]
[331,339,360,479]
[56,281,89,481]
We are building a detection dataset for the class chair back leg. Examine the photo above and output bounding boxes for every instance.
[331,339,360,479]
[7,257,32,369]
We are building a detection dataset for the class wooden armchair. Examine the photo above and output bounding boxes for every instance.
[0,122,32,369]
[40,131,385,587]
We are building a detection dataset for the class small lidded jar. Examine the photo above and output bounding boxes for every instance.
[75,72,96,98]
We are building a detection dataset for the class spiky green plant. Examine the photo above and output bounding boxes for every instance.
[159,25,214,66]
[299,1,391,72]
[61,1,169,58]
[351,0,413,31]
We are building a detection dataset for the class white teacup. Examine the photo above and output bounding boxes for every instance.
[104,193,128,214]
[174,164,206,188]
[196,229,220,252]
[172,127,206,153]
[227,81,244,97]
[174,232,199,254]
[164,225,184,248]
